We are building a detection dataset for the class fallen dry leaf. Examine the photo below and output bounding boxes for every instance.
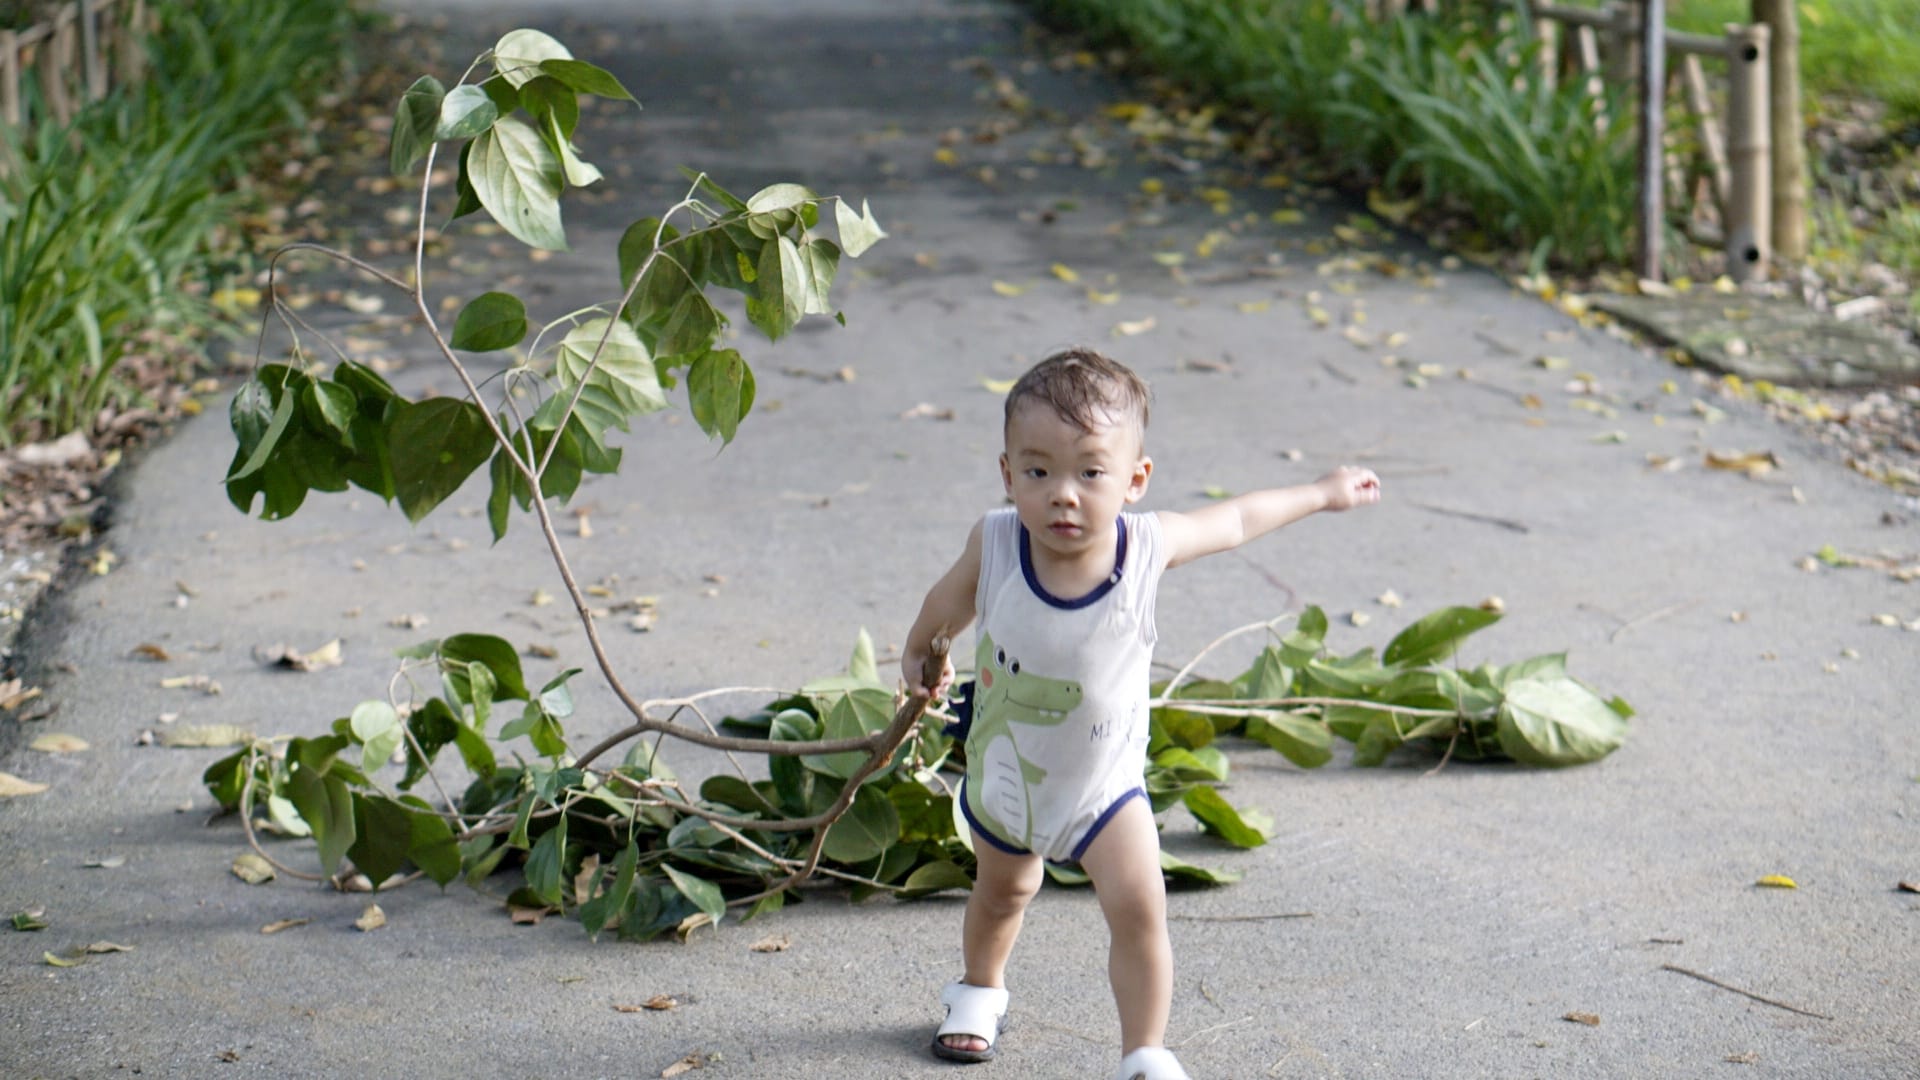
[662,1053,707,1078]
[1479,596,1506,614]
[1376,589,1403,608]
[255,639,343,672]
[161,724,252,749]
[525,643,559,659]
[158,674,222,695]
[354,904,386,932]
[1725,1052,1760,1065]
[29,733,88,754]
[1756,874,1798,889]
[1705,449,1781,478]
[748,934,791,953]
[0,772,50,798]
[990,280,1026,297]
[641,995,680,1011]
[260,918,310,934]
[1562,1012,1600,1026]
[0,680,42,710]
[389,613,429,629]
[509,904,555,925]
[899,403,956,421]
[83,941,134,954]
[1348,611,1371,627]
[83,855,126,869]
[1113,316,1157,337]
[130,643,172,662]
[1897,881,1919,893]
[231,853,276,885]
[1049,263,1080,283]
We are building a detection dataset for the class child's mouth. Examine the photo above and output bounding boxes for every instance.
[1048,521,1081,536]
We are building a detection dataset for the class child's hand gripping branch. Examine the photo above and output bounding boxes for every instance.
[901,348,1381,1080]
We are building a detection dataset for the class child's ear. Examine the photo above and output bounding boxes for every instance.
[999,452,1013,494]
[1125,455,1153,502]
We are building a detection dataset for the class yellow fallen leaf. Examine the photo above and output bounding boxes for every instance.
[0,771,50,798]
[211,287,262,315]
[1348,611,1371,627]
[1113,316,1157,337]
[231,853,276,885]
[933,147,958,166]
[161,724,252,748]
[1534,355,1571,370]
[29,733,88,754]
[261,918,310,934]
[1050,263,1080,283]
[1367,188,1419,225]
[1376,589,1403,608]
[990,280,1026,297]
[1236,300,1270,314]
[1269,208,1304,225]
[1202,485,1232,500]
[355,903,387,931]
[43,951,80,968]
[1306,306,1331,327]
[981,377,1016,395]
[1139,177,1164,195]
[1704,449,1780,477]
[1756,874,1797,889]
[1151,251,1185,267]
[1086,288,1120,305]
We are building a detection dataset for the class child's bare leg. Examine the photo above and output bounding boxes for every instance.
[1078,797,1171,1054]
[941,838,1043,1053]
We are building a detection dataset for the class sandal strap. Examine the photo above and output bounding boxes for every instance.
[935,981,1009,1041]
[1113,1046,1191,1080]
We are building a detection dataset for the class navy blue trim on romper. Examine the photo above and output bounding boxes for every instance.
[958,778,1034,857]
[1020,516,1126,610]
[1068,786,1147,862]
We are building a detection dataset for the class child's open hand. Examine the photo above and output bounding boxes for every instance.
[1317,465,1382,511]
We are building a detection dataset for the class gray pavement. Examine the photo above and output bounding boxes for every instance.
[3,1,1918,1077]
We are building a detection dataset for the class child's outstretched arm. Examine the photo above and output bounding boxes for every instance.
[902,518,985,699]
[1159,465,1380,569]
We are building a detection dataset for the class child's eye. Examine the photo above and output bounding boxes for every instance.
[1025,468,1047,479]
[1081,469,1103,480]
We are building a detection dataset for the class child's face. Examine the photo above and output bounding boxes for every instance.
[1000,400,1151,560]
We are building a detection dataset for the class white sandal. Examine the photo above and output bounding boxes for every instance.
[1113,1046,1191,1080]
[930,981,1010,1064]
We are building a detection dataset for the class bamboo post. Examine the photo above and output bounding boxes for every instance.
[1605,1,1640,88]
[40,16,73,127]
[1534,13,1558,92]
[117,0,147,88]
[1751,0,1804,261]
[1637,0,1666,280]
[1,30,19,127]
[79,0,103,101]
[1723,22,1770,281]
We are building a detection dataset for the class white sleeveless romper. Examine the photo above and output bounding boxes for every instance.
[958,508,1168,863]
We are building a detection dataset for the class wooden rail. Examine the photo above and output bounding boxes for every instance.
[0,0,147,131]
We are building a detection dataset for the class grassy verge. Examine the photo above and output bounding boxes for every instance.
[0,0,367,446]
[1023,0,1638,272]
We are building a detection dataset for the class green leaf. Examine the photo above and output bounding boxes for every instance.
[390,798,458,890]
[349,701,403,776]
[400,697,461,790]
[899,859,973,898]
[800,687,896,781]
[663,864,726,925]
[833,197,887,257]
[654,291,723,366]
[744,237,797,342]
[451,292,528,351]
[443,636,530,704]
[226,381,296,483]
[581,839,639,939]
[539,58,636,102]
[202,749,251,811]
[742,889,785,922]
[469,116,566,251]
[1158,849,1240,887]
[745,182,815,217]
[347,794,413,887]
[285,750,355,877]
[1242,712,1333,768]
[686,348,754,444]
[819,784,900,864]
[555,318,666,419]
[1383,606,1502,667]
[389,75,446,177]
[1495,676,1629,767]
[1244,646,1293,700]
[797,238,840,315]
[525,820,568,907]
[1152,746,1227,782]
[301,382,359,447]
[501,701,567,758]
[699,775,776,816]
[492,28,572,88]
[520,75,579,141]
[1182,785,1271,848]
[453,725,497,778]
[615,217,689,325]
[678,166,749,212]
[388,398,496,525]
[435,84,498,141]
[545,110,602,188]
[487,445,518,542]
[848,628,880,685]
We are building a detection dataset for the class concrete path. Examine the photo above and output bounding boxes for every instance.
[2,1,1916,1076]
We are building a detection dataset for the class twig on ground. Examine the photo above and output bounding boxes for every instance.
[1609,599,1700,644]
[1659,964,1835,1020]
[1169,912,1314,922]
[1411,501,1531,534]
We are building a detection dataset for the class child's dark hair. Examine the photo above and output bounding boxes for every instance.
[1004,347,1151,436]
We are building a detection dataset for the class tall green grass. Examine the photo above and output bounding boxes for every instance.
[1025,0,1638,270]
[0,1,363,446]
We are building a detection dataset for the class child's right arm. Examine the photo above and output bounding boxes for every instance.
[902,518,985,700]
